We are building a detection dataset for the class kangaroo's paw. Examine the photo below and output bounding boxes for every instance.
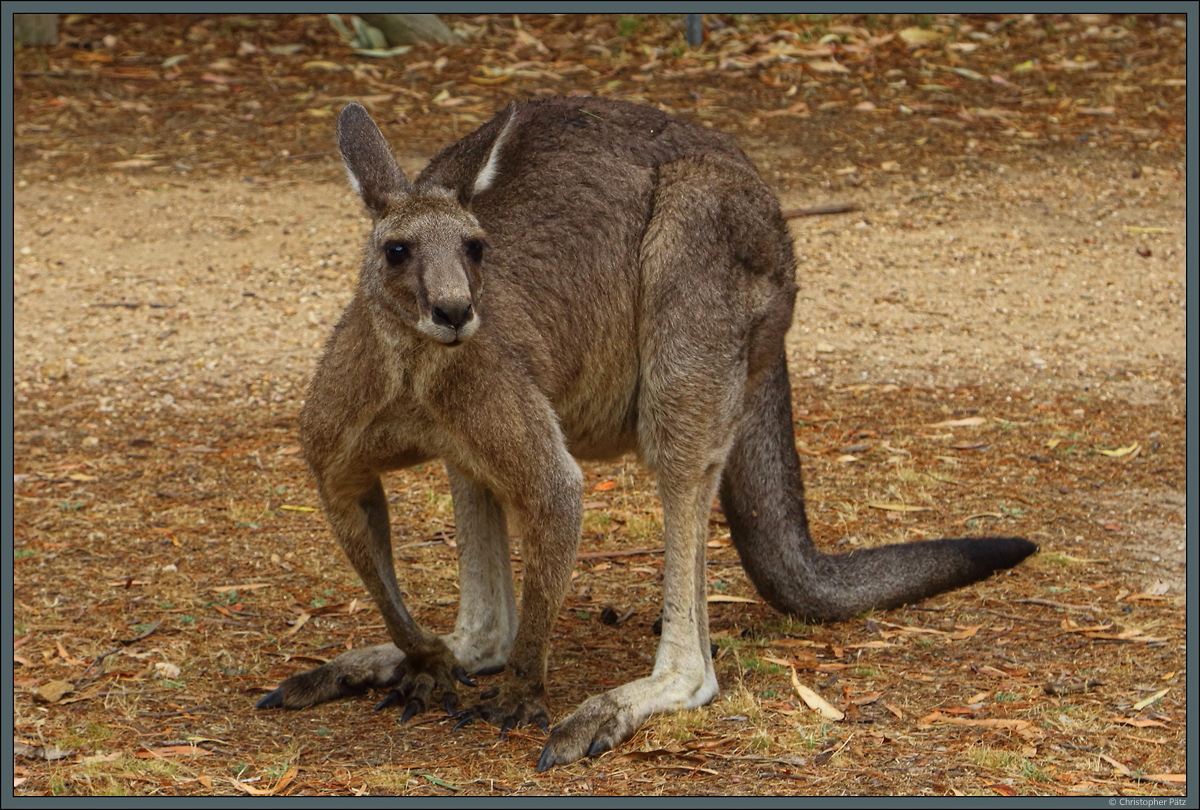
[450,678,550,736]
[535,692,639,771]
[374,641,476,722]
[535,671,719,771]
[256,643,404,709]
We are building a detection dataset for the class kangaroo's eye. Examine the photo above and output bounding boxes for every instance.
[464,239,486,264]
[383,241,410,267]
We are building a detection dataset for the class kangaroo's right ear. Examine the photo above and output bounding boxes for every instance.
[337,103,410,218]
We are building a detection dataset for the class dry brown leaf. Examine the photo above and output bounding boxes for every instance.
[930,416,987,427]
[1099,752,1132,775]
[867,502,930,512]
[35,679,74,704]
[1132,688,1170,711]
[791,668,845,721]
[807,59,850,74]
[231,765,298,796]
[898,27,943,46]
[285,611,312,636]
[919,711,1030,731]
[707,595,756,603]
[136,745,212,758]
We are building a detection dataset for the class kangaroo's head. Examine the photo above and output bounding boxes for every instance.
[338,103,485,347]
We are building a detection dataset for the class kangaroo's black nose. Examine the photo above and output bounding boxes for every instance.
[431,303,473,330]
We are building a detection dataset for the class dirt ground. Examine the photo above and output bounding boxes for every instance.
[11,13,1189,797]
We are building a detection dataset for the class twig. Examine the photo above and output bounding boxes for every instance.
[77,619,164,687]
[781,202,858,219]
[576,547,665,560]
[1016,598,1101,613]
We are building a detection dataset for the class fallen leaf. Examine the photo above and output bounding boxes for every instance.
[899,27,943,46]
[930,416,987,427]
[1097,442,1140,457]
[919,711,1030,731]
[110,159,157,169]
[593,480,617,491]
[807,59,850,74]
[135,745,212,758]
[707,595,757,603]
[1132,688,1169,711]
[949,67,986,81]
[791,668,845,721]
[36,679,74,703]
[867,502,930,512]
[1099,752,1132,775]
[279,504,317,512]
[81,751,124,765]
[1144,774,1187,784]
[284,611,312,636]
[231,765,297,795]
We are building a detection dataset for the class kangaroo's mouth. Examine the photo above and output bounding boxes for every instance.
[417,315,479,347]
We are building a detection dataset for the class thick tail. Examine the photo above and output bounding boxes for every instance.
[719,356,1037,622]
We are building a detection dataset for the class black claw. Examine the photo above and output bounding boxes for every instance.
[443,693,458,716]
[451,708,478,731]
[255,688,284,709]
[400,697,425,724]
[480,686,500,700]
[534,714,551,734]
[473,663,505,676]
[374,690,404,712]
[499,717,518,737]
[536,745,556,772]
[587,738,612,758]
[452,665,477,687]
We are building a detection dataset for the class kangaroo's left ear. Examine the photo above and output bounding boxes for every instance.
[337,103,411,218]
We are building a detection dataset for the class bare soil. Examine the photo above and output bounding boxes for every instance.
[11,13,1188,797]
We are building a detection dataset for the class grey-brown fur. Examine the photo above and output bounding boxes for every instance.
[256,98,1037,770]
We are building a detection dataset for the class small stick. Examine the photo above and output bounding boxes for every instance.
[781,202,859,219]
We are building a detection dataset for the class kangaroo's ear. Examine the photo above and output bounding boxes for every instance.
[337,103,410,217]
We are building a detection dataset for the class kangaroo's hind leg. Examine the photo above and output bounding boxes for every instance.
[538,154,793,769]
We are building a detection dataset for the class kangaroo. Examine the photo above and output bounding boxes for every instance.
[256,98,1037,770]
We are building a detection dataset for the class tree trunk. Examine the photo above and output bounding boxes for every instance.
[358,14,460,46]
[14,14,58,46]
